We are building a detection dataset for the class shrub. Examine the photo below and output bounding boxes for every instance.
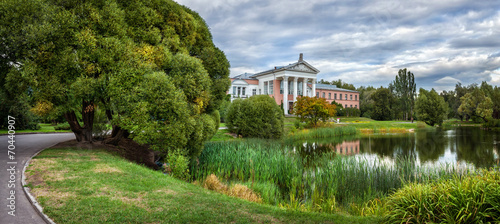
[54,123,71,130]
[218,98,231,123]
[166,150,191,181]
[294,96,336,127]
[27,122,41,130]
[226,95,284,139]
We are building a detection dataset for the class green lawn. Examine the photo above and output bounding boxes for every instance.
[209,128,237,142]
[0,123,71,135]
[26,148,381,224]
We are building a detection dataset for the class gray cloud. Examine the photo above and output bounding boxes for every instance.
[176,0,500,91]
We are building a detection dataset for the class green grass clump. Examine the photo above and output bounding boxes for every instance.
[386,169,500,223]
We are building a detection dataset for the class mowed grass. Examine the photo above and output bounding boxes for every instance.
[26,148,380,224]
[209,128,237,142]
[0,123,71,134]
[334,118,429,133]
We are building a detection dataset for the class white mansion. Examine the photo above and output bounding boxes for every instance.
[229,54,359,114]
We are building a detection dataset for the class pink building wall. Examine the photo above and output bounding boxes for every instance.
[316,89,359,109]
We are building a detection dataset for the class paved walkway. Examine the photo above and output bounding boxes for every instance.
[0,133,74,224]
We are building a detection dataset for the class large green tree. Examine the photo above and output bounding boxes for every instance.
[391,68,416,121]
[415,88,448,126]
[371,87,395,121]
[0,0,230,157]
[458,88,493,122]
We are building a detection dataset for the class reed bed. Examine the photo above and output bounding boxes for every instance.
[286,126,357,141]
[191,140,472,212]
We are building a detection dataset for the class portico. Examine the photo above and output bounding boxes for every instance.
[249,54,320,114]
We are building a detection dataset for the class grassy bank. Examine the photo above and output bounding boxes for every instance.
[26,148,380,224]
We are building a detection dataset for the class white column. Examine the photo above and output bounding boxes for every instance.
[302,78,307,97]
[283,76,288,115]
[312,78,316,98]
[293,77,298,101]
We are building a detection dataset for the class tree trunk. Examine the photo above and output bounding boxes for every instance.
[64,100,95,142]
[103,109,129,145]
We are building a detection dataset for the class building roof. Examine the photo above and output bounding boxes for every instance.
[232,72,256,80]
[250,54,320,78]
[316,83,359,93]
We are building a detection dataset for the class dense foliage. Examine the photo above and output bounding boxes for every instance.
[293,96,337,126]
[415,88,448,126]
[0,0,230,157]
[386,169,500,223]
[370,87,395,121]
[226,95,284,139]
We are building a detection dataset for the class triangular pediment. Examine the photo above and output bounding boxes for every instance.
[285,61,319,74]
[232,79,249,85]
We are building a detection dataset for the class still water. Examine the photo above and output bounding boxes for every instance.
[295,127,500,168]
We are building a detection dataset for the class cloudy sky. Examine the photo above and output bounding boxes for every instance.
[175,0,500,92]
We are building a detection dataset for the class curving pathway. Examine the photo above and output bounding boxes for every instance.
[0,133,75,224]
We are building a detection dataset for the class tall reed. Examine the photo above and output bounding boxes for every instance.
[191,139,472,212]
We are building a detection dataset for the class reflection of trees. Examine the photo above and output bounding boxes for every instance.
[415,129,447,162]
[455,127,499,168]
[290,127,500,168]
[359,134,417,160]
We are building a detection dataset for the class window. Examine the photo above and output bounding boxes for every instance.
[355,105,357,109]
[233,86,236,95]
[288,81,293,95]
[252,89,256,96]
[345,104,347,108]
[328,93,331,99]
[237,87,241,96]
[264,81,268,95]
[242,87,245,96]
[280,80,283,94]
[316,92,319,98]
[345,94,348,100]
[269,81,274,94]
[259,89,261,95]
[350,105,353,108]
[334,93,337,100]
[350,94,352,100]
[355,95,358,101]
[322,92,325,98]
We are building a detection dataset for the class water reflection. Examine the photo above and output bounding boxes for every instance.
[293,127,500,168]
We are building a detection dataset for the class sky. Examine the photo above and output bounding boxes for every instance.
[175,0,500,92]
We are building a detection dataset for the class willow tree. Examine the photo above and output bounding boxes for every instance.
[0,0,230,157]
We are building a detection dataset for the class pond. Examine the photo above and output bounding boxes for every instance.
[294,127,500,168]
